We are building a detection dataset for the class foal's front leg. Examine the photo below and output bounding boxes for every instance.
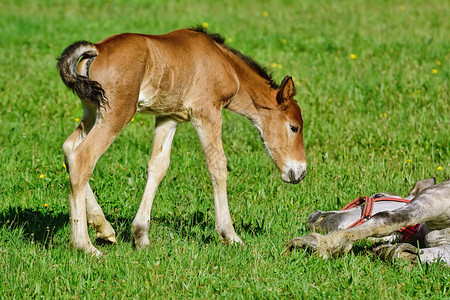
[132,117,178,249]
[193,111,242,244]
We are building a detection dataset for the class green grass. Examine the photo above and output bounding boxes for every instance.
[1,0,449,298]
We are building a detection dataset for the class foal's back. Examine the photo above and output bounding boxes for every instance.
[88,30,239,121]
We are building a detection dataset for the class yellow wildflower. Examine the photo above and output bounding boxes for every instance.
[202,22,208,28]
[350,53,357,60]
[74,118,80,122]
[437,166,443,171]
[262,11,269,17]
[39,174,45,179]
[63,163,66,169]
[281,38,287,45]
[405,159,412,164]
[44,203,49,208]
[436,60,442,66]
[432,69,438,74]
[271,63,278,68]
[328,98,332,103]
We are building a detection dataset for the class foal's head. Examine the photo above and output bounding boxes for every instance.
[259,76,306,184]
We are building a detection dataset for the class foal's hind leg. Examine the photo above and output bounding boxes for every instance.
[67,105,135,255]
[63,116,116,244]
[132,117,178,249]
[85,185,116,244]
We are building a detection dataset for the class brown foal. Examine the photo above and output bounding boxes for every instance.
[58,27,306,256]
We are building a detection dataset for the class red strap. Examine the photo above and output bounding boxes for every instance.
[341,196,410,211]
[363,196,374,218]
[345,196,374,228]
[341,196,366,210]
[341,196,420,240]
[399,224,420,241]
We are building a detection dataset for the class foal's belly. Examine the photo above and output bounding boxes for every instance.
[137,89,190,122]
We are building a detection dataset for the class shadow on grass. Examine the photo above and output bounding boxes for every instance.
[240,218,265,236]
[0,206,69,246]
[0,206,266,247]
[150,210,216,244]
[113,209,266,245]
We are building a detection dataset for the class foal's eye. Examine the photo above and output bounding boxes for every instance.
[290,125,299,133]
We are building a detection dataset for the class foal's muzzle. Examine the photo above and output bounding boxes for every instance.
[281,161,307,184]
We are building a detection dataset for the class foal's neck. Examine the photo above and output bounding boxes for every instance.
[225,59,278,124]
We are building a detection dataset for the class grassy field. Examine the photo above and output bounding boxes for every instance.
[0,0,449,298]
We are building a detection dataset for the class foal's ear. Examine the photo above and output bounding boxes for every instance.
[276,76,296,109]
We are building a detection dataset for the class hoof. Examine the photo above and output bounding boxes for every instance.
[72,241,103,257]
[216,227,243,245]
[94,220,116,244]
[96,234,117,245]
[132,220,151,250]
[222,234,243,245]
[134,236,151,250]
[89,246,104,258]
[223,238,244,246]
[283,233,322,256]
[373,243,418,264]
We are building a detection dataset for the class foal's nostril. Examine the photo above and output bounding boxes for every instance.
[288,169,296,182]
[298,169,306,181]
[288,168,306,184]
[282,163,307,184]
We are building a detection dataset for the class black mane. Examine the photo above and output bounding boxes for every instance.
[189,26,279,89]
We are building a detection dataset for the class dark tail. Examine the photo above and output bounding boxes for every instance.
[57,41,107,109]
